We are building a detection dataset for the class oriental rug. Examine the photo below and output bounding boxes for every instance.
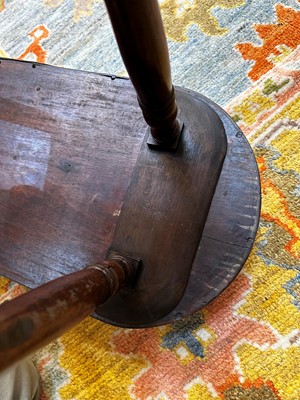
[0,1,299,399]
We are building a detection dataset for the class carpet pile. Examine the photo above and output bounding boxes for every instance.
[0,1,299,399]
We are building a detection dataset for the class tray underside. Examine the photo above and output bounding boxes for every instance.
[0,59,260,327]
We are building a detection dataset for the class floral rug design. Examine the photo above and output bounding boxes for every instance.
[0,1,299,399]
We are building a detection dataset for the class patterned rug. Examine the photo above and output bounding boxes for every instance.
[0,1,300,399]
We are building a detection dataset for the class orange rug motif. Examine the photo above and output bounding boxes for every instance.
[0,0,299,399]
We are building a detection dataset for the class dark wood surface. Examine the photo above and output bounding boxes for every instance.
[0,58,146,287]
[0,59,260,328]
[0,256,136,372]
[104,0,180,145]
[98,88,261,327]
[153,89,261,326]
[97,90,227,325]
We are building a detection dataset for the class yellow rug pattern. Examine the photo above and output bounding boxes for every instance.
[0,1,299,399]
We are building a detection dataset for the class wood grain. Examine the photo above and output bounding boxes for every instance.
[142,90,261,326]
[0,256,137,372]
[104,0,180,145]
[0,58,146,287]
[0,59,260,328]
[97,90,227,325]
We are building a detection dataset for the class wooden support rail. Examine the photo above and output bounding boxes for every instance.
[104,0,181,147]
[0,256,137,372]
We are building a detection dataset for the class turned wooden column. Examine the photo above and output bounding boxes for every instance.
[104,0,181,147]
[0,256,137,372]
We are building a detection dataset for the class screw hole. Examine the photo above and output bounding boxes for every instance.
[111,75,116,80]
[32,64,36,68]
[176,312,182,320]
[36,87,41,91]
